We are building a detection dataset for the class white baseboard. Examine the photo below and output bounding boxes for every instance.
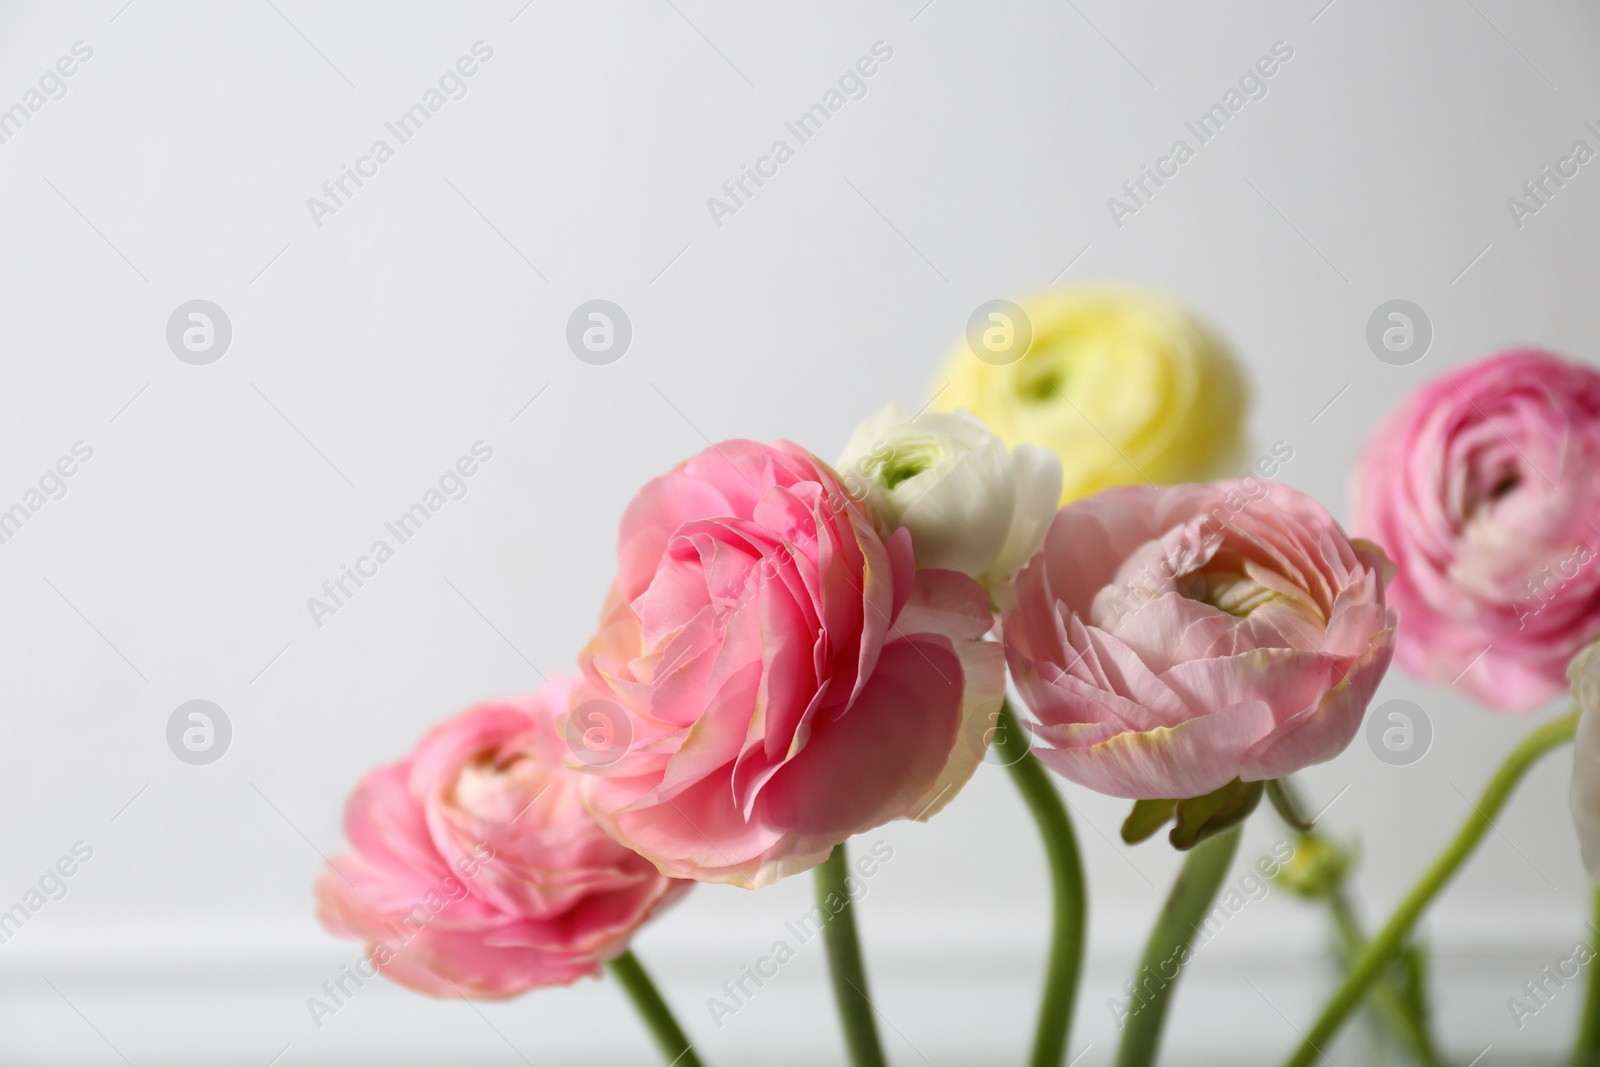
[0,906,1584,1066]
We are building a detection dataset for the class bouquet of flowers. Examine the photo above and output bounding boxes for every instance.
[314,285,1600,1066]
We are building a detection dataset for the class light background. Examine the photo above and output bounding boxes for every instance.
[0,0,1596,1063]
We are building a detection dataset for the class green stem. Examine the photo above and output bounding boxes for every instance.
[1574,885,1600,1066]
[1115,824,1243,1067]
[1326,894,1442,1067]
[816,842,887,1067]
[1284,708,1579,1067]
[994,702,1088,1067]
[607,950,704,1067]
[1277,776,1443,1065]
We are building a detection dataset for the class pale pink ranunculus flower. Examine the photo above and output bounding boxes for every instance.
[1003,480,1397,800]
[1352,349,1600,713]
[315,678,689,998]
[577,439,1005,888]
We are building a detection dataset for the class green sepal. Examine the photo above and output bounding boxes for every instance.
[1169,778,1264,851]
[1120,798,1178,844]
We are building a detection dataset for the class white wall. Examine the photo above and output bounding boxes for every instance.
[0,0,1596,1063]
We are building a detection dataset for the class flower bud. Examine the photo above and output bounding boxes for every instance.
[1271,832,1355,900]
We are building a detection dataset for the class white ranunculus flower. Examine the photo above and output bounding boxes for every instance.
[1570,643,1600,880]
[838,403,1062,608]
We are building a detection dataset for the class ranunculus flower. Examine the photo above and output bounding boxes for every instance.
[315,679,689,998]
[1003,480,1396,800]
[578,439,1005,887]
[1568,643,1600,880]
[1351,349,1600,713]
[929,286,1248,504]
[836,402,1062,609]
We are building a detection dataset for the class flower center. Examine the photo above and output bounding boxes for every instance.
[1487,472,1521,504]
[1016,358,1064,403]
[873,438,950,491]
[451,750,547,823]
[1178,568,1282,618]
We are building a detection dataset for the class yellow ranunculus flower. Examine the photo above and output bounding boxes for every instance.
[929,286,1249,504]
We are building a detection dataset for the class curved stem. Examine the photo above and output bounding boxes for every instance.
[1574,885,1600,1066]
[1284,708,1579,1067]
[1277,775,1443,1065]
[607,950,704,1067]
[1326,894,1442,1066]
[816,842,887,1067]
[995,702,1088,1067]
[1115,824,1243,1067]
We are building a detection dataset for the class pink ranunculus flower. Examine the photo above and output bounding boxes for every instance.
[1352,349,1600,713]
[577,439,1005,888]
[315,678,689,999]
[1003,480,1397,800]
